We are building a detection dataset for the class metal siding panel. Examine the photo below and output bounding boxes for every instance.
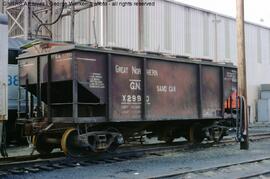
[0,20,8,119]
[269,31,270,64]
[76,7,101,45]
[229,20,237,64]
[224,19,230,59]
[144,0,165,53]
[249,24,258,63]
[208,14,216,60]
[190,8,204,58]
[65,16,71,41]
[100,1,222,59]
[58,15,71,42]
[164,2,171,51]
[106,0,138,50]
[245,47,256,121]
[143,6,150,49]
[261,28,269,64]
[171,4,185,55]
[184,7,191,55]
[257,28,262,63]
[244,23,270,122]
[216,16,225,61]
[203,13,209,57]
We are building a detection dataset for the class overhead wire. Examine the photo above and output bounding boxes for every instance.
[35,0,65,37]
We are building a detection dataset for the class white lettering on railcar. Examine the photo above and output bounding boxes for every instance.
[157,85,176,93]
[147,69,158,77]
[121,94,150,104]
[224,70,237,82]
[169,86,176,92]
[115,64,158,77]
[89,73,105,88]
[77,57,96,62]
[132,66,141,75]
[157,85,167,92]
[129,79,141,90]
[115,65,128,74]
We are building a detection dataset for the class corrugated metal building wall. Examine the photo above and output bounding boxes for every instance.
[51,0,270,122]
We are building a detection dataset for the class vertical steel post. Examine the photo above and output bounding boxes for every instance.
[100,0,104,46]
[107,54,112,121]
[198,65,202,118]
[221,67,225,117]
[70,0,75,43]
[47,55,52,122]
[138,0,144,51]
[28,0,32,39]
[24,0,29,39]
[236,0,249,150]
[25,79,29,119]
[72,52,78,122]
[0,1,3,13]
[141,58,147,120]
[30,94,33,118]
[37,57,42,117]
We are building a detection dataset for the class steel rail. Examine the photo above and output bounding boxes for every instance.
[238,171,270,179]
[2,131,270,163]
[1,132,270,177]
[149,157,270,179]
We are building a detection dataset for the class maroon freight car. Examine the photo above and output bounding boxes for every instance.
[17,44,237,156]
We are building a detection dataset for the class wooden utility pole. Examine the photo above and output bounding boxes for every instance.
[236,0,249,150]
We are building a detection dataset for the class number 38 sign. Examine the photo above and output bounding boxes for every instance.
[8,75,18,86]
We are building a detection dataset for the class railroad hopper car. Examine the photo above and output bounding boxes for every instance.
[17,44,237,156]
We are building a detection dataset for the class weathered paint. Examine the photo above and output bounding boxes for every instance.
[18,46,237,123]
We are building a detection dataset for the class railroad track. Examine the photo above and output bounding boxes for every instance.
[1,132,270,178]
[0,141,211,177]
[0,151,64,164]
[239,171,270,179]
[149,156,270,179]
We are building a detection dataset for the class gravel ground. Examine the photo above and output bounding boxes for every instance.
[5,138,270,179]
[3,124,270,179]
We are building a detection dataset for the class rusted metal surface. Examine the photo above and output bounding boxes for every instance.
[19,58,37,85]
[146,60,199,120]
[18,46,237,123]
[40,56,48,83]
[76,51,107,104]
[51,53,73,82]
[111,55,142,121]
[201,66,222,118]
[224,68,237,101]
